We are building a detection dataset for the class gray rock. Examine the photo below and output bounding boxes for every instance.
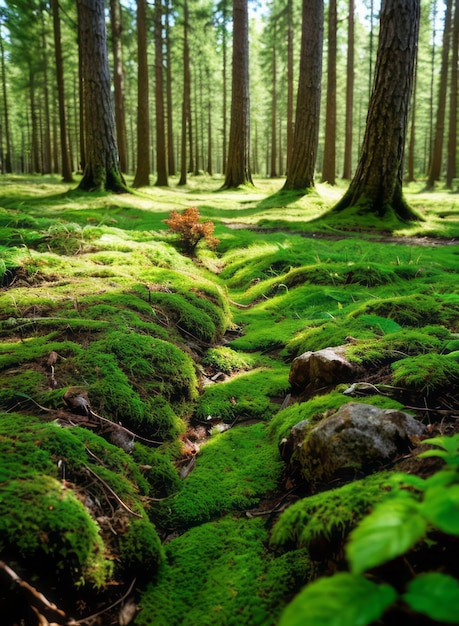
[289,346,358,396]
[291,402,424,487]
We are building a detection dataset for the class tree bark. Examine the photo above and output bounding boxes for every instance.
[51,0,73,183]
[342,0,354,180]
[154,0,168,186]
[40,17,52,175]
[178,0,191,186]
[283,0,323,191]
[270,26,277,178]
[77,0,127,192]
[332,0,421,221]
[109,0,129,174]
[427,0,453,188]
[133,0,151,188]
[286,0,294,174]
[446,0,458,188]
[222,0,253,189]
[0,24,12,173]
[321,0,337,184]
[165,0,175,176]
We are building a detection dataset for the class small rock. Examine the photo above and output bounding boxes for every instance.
[289,346,358,397]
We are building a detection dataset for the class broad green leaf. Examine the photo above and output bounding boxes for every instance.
[279,573,397,626]
[403,573,459,622]
[347,499,427,574]
[421,485,459,535]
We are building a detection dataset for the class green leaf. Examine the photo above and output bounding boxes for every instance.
[347,499,427,574]
[279,573,397,626]
[419,435,459,467]
[421,485,459,535]
[403,573,459,623]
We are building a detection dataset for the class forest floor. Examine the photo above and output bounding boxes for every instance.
[0,174,458,626]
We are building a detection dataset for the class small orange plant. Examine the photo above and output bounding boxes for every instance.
[164,207,219,254]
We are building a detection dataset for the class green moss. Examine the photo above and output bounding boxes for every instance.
[347,328,446,367]
[391,352,459,395]
[202,346,253,374]
[270,473,391,553]
[136,516,311,626]
[0,473,111,587]
[36,222,102,255]
[118,518,164,579]
[132,442,182,498]
[74,330,197,436]
[166,423,282,527]
[353,293,459,329]
[196,365,289,423]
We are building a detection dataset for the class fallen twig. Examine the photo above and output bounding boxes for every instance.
[83,465,142,518]
[0,560,77,625]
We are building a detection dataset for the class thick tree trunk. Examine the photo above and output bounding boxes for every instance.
[321,0,337,184]
[133,0,150,188]
[110,0,129,174]
[283,0,323,191]
[77,0,127,192]
[51,0,73,183]
[332,0,421,221]
[154,0,168,186]
[222,0,253,189]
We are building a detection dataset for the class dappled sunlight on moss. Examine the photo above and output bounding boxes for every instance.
[0,177,458,622]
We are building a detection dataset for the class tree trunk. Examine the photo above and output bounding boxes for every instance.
[446,0,458,188]
[0,24,12,173]
[29,68,40,174]
[165,0,175,176]
[178,0,191,186]
[332,0,421,221]
[77,0,127,192]
[109,0,129,174]
[40,19,52,175]
[342,0,354,179]
[51,0,73,182]
[286,0,294,173]
[283,0,323,191]
[154,0,168,186]
[321,0,337,184]
[427,0,453,188]
[133,0,151,188]
[207,68,213,175]
[270,29,277,178]
[78,59,86,172]
[406,66,417,183]
[222,0,253,189]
